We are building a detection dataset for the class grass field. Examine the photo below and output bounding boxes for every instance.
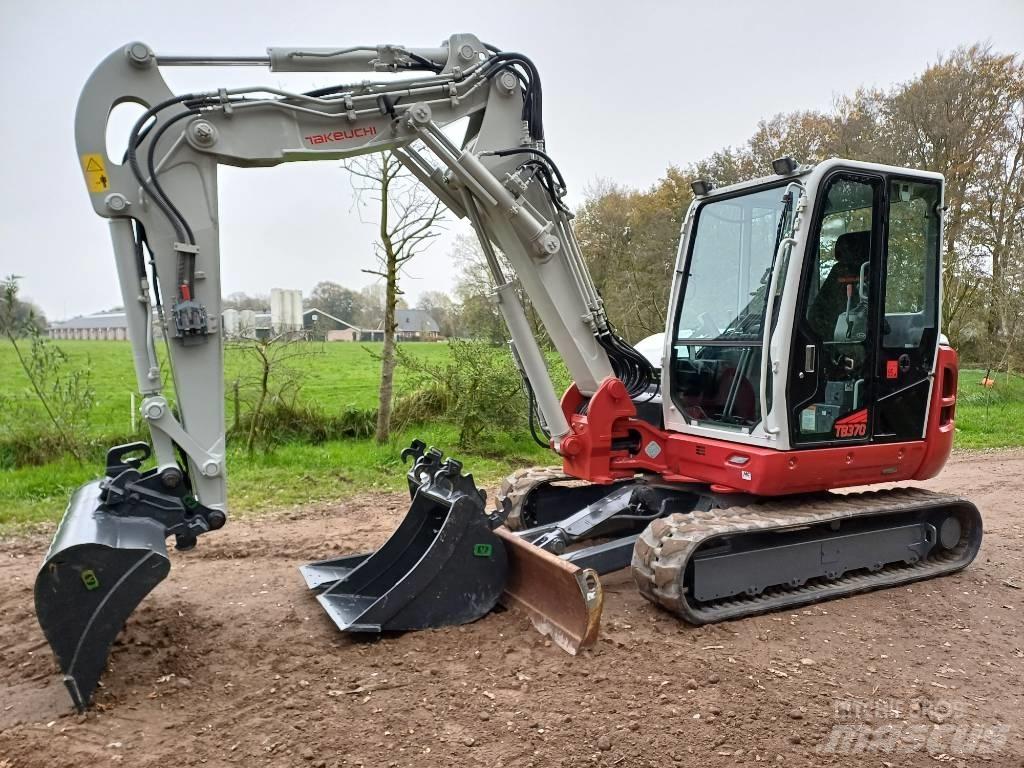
[0,340,454,436]
[0,340,551,528]
[952,367,1024,449]
[1,339,1022,529]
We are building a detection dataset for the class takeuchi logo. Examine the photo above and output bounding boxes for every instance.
[304,126,378,146]
[834,408,868,438]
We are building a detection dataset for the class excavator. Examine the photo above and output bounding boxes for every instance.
[36,33,982,711]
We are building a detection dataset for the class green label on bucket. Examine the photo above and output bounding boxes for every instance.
[473,543,492,557]
[81,569,100,591]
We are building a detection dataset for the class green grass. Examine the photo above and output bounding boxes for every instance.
[0,339,549,529]
[954,368,1024,450]
[0,425,551,529]
[0,340,450,436]
[1,340,1022,531]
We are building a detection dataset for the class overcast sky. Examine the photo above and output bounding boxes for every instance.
[2,0,1023,320]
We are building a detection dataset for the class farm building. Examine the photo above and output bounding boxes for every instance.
[49,311,130,340]
[51,309,276,341]
[302,308,373,341]
[389,309,442,340]
[304,308,440,341]
[303,307,441,341]
[222,309,273,339]
[48,302,440,342]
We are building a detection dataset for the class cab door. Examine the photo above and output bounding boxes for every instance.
[788,172,882,446]
[787,171,943,447]
[872,178,942,441]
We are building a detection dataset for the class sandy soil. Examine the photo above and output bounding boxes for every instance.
[1,452,1022,768]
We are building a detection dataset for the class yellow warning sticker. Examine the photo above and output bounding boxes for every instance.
[81,153,110,193]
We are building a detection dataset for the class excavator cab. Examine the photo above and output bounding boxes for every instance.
[790,172,943,445]
[631,161,979,623]
[666,161,945,449]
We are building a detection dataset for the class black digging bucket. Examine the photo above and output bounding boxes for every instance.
[34,443,225,711]
[302,440,508,633]
[34,480,172,710]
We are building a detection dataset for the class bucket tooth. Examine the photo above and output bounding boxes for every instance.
[299,552,371,591]
[306,441,509,633]
[495,526,603,654]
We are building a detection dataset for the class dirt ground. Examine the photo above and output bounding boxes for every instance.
[2,451,1023,768]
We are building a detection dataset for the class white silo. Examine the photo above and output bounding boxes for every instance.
[290,289,304,330]
[222,308,239,337]
[239,309,257,338]
[282,289,296,332]
[270,288,285,332]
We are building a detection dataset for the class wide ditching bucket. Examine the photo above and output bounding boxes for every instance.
[35,480,172,711]
[35,443,226,711]
[302,441,604,652]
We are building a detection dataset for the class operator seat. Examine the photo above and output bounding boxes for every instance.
[807,230,870,339]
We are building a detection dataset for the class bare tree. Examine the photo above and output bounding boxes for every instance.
[227,333,321,453]
[345,151,446,442]
[1,275,93,463]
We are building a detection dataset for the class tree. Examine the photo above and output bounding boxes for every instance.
[353,283,407,328]
[222,291,268,311]
[227,333,320,453]
[345,151,446,442]
[450,234,504,342]
[1,275,93,463]
[308,281,363,325]
[0,279,47,336]
[749,111,837,168]
[416,290,458,338]
[874,45,1024,349]
[449,233,547,343]
[574,168,693,342]
[572,42,1024,367]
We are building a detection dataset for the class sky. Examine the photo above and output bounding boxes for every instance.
[2,0,1023,321]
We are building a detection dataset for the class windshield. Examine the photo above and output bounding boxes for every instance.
[676,185,793,343]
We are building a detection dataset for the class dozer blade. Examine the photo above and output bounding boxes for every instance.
[307,442,508,633]
[495,526,603,655]
[34,481,171,711]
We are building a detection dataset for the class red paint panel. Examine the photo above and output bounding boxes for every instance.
[914,345,958,480]
[559,356,955,496]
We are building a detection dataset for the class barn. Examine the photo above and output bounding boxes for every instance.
[48,312,130,341]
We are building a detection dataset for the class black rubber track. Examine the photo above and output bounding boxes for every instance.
[631,487,982,624]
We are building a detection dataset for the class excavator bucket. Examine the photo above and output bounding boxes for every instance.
[302,441,605,652]
[302,441,508,632]
[34,480,171,711]
[35,443,226,711]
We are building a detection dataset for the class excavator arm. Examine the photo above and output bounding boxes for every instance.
[72,34,655,506]
[39,34,651,709]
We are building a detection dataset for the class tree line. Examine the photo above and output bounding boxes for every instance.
[560,44,1023,368]
[451,44,1022,371]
